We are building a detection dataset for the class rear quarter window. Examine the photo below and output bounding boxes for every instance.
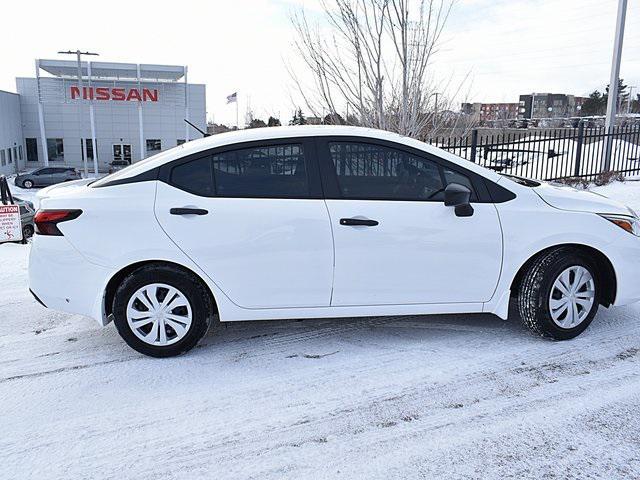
[170,156,214,196]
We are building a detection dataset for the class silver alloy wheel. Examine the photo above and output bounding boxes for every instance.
[126,283,193,346]
[548,266,595,328]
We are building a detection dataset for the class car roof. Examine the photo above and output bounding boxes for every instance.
[95,125,500,185]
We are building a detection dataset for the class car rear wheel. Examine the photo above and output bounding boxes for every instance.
[112,265,216,357]
[22,179,34,189]
[517,248,600,340]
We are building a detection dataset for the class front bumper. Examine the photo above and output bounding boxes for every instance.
[607,235,640,307]
[29,235,113,325]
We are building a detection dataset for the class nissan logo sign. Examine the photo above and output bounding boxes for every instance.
[70,86,159,102]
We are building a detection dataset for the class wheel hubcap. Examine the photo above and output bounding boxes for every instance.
[549,266,595,328]
[126,283,192,346]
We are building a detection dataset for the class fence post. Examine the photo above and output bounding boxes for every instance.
[574,121,585,177]
[470,129,478,163]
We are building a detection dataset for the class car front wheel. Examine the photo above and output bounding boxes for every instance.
[517,248,600,340]
[22,179,34,189]
[112,265,215,357]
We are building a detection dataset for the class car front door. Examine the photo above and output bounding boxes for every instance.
[318,138,503,306]
[154,139,334,309]
[33,168,53,186]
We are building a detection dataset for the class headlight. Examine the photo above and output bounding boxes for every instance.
[599,214,640,237]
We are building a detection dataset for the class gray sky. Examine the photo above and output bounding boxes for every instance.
[1,0,638,125]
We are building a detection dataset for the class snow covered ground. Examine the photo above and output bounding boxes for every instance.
[2,180,640,479]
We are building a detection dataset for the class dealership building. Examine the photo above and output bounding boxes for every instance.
[0,58,206,176]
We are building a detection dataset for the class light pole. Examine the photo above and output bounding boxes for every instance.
[603,0,627,171]
[58,50,99,177]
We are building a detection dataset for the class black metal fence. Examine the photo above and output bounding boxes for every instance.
[428,125,640,181]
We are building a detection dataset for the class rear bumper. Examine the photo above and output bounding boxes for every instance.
[28,235,113,325]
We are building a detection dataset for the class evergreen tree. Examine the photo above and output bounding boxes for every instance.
[581,90,606,116]
[322,112,346,125]
[604,78,629,109]
[267,116,281,127]
[247,118,267,129]
[289,108,307,126]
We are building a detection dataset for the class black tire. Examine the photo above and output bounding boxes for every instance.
[22,180,34,189]
[22,224,34,238]
[517,248,600,340]
[112,264,216,357]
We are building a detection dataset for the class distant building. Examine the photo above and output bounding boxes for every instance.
[0,58,206,174]
[518,93,588,119]
[461,102,519,122]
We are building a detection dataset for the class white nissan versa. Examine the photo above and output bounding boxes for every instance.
[29,126,640,357]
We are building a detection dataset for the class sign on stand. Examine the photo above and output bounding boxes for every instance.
[0,204,22,243]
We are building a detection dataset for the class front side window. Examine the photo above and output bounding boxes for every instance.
[213,144,309,197]
[329,142,443,200]
[47,138,64,162]
[329,142,476,201]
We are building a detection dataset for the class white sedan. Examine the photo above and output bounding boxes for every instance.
[28,126,640,357]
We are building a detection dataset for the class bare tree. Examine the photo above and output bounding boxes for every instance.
[289,0,470,139]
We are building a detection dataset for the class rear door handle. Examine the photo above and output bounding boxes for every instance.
[339,218,379,227]
[170,207,209,216]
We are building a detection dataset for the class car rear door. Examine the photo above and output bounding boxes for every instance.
[47,168,67,185]
[154,138,335,309]
[317,137,503,306]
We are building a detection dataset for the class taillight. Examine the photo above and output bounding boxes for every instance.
[34,209,82,236]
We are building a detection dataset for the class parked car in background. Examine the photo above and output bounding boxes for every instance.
[29,126,640,357]
[13,196,35,238]
[109,160,130,174]
[14,167,80,189]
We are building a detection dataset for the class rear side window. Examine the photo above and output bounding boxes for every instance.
[212,144,309,197]
[329,142,476,201]
[170,156,214,196]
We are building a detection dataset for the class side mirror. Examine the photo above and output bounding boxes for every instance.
[444,183,474,217]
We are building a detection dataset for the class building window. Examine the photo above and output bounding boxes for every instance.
[47,138,64,162]
[146,139,161,153]
[26,138,38,162]
[18,145,23,161]
[81,139,96,161]
[177,139,186,146]
[7,148,12,164]
[0,150,5,166]
[13,147,17,163]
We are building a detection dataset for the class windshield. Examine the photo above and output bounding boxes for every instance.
[500,173,541,187]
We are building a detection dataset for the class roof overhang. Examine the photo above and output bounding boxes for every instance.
[38,59,185,82]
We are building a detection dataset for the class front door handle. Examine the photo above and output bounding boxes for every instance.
[170,207,209,216]
[340,218,379,227]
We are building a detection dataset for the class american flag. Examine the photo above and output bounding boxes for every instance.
[226,92,237,104]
